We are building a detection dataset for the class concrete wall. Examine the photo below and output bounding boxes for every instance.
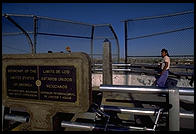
[92,73,193,88]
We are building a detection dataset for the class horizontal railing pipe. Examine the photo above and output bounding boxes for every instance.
[93,63,193,68]
[180,112,194,119]
[61,121,95,130]
[100,85,169,94]
[100,105,194,119]
[61,121,154,131]
[179,88,194,96]
[93,68,132,71]
[100,105,156,115]
[4,114,29,123]
[99,85,194,96]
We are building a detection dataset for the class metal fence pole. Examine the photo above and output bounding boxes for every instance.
[169,88,180,131]
[4,14,35,54]
[33,16,37,54]
[108,25,120,63]
[2,105,4,131]
[4,114,29,123]
[90,25,95,64]
[124,21,128,64]
[103,39,112,85]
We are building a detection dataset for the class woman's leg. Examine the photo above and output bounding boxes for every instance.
[156,70,169,88]
[152,75,160,86]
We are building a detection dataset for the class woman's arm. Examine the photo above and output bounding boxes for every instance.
[160,62,168,75]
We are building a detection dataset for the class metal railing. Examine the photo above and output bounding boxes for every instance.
[100,105,194,119]
[92,63,194,80]
[2,13,120,63]
[99,84,194,130]
[122,10,194,64]
[4,114,29,123]
[99,85,194,96]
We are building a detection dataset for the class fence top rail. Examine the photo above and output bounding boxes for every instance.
[93,63,194,69]
[2,13,34,17]
[99,85,194,96]
[36,15,94,26]
[94,24,111,27]
[121,10,194,22]
[127,55,194,57]
[2,13,116,28]
[2,13,93,26]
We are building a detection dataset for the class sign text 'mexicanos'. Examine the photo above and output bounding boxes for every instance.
[6,65,76,102]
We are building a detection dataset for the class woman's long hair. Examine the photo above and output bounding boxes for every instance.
[161,48,169,57]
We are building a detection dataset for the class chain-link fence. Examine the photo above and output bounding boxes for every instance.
[2,14,120,64]
[123,10,194,65]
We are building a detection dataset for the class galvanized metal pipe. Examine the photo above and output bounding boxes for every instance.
[37,16,93,26]
[180,112,194,119]
[2,106,4,130]
[94,63,132,66]
[61,121,154,131]
[4,15,35,54]
[121,10,194,22]
[99,85,194,96]
[124,21,128,64]
[153,108,163,130]
[93,63,193,68]
[4,114,29,123]
[61,121,95,130]
[93,68,132,71]
[100,105,155,115]
[2,13,34,17]
[127,27,194,40]
[90,25,94,63]
[100,85,169,94]
[100,105,194,119]
[112,69,132,71]
[179,88,194,96]
[33,16,37,54]
[127,126,154,131]
[108,25,120,63]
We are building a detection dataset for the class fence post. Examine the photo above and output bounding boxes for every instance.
[102,39,112,85]
[90,25,95,64]
[169,88,180,131]
[124,21,128,64]
[2,105,4,131]
[33,16,37,54]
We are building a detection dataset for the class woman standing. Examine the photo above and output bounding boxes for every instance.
[156,49,170,88]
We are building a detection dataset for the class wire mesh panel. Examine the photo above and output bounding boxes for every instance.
[2,35,32,54]
[124,11,194,64]
[37,17,92,37]
[93,25,119,63]
[36,16,92,54]
[2,15,33,54]
[2,14,120,63]
[36,35,91,53]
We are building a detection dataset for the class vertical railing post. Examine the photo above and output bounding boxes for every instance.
[124,21,128,64]
[124,21,129,85]
[90,25,95,64]
[169,88,180,131]
[5,14,34,54]
[108,25,120,63]
[2,105,4,131]
[33,16,37,54]
[103,39,112,85]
